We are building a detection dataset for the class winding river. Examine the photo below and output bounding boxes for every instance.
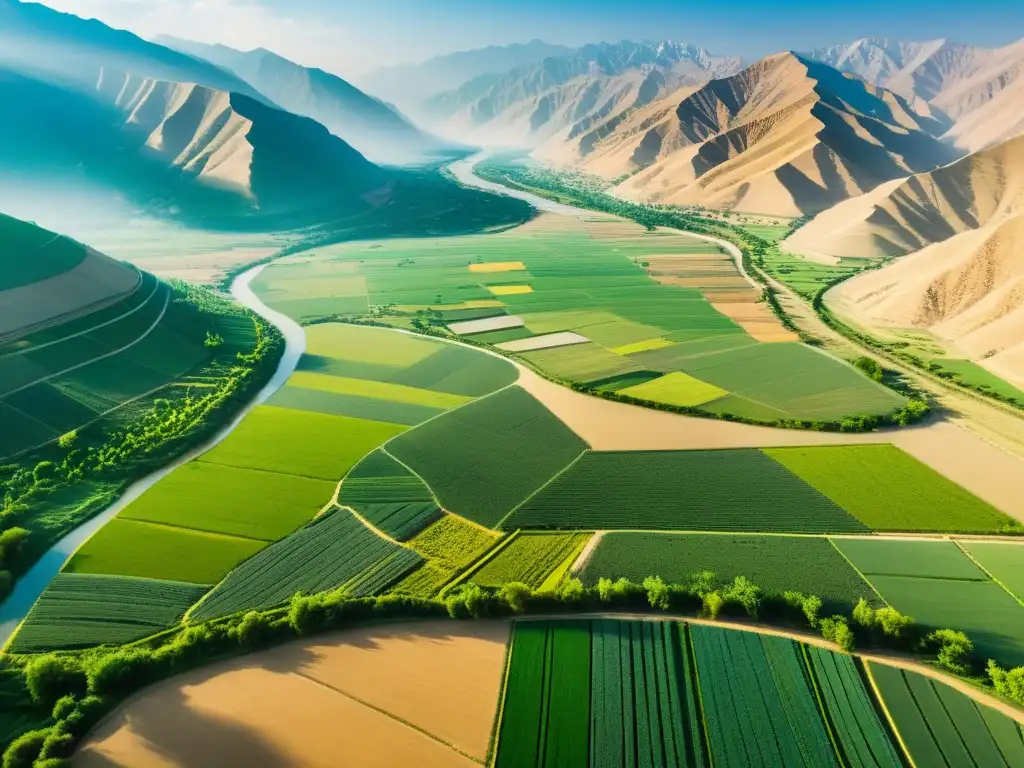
[0,265,306,645]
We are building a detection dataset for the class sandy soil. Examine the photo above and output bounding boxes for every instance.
[74,621,510,767]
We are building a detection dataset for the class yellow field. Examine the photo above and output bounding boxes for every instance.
[611,338,674,355]
[304,323,439,365]
[288,371,469,409]
[619,372,729,407]
[468,261,526,273]
[487,285,533,296]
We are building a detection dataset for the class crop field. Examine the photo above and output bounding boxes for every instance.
[9,574,208,653]
[692,624,839,767]
[869,662,1024,768]
[804,646,904,768]
[284,370,468,409]
[506,449,867,533]
[832,538,988,580]
[119,461,335,541]
[392,514,500,597]
[198,406,406,481]
[764,445,1013,532]
[265,215,901,423]
[470,532,591,589]
[387,386,587,528]
[265,384,446,425]
[65,519,264,584]
[959,541,1024,601]
[867,575,1024,666]
[339,449,441,539]
[579,533,878,607]
[191,508,421,620]
[617,371,729,407]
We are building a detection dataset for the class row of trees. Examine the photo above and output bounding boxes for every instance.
[5,569,1020,767]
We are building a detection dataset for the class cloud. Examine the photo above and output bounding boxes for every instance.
[31,0,378,77]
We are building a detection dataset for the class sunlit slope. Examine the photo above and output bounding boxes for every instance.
[809,36,1024,152]
[578,53,955,216]
[787,135,1024,387]
[0,214,235,458]
[157,37,451,164]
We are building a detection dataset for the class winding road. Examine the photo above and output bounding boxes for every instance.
[0,265,305,645]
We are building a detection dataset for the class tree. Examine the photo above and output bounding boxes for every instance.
[204,331,224,349]
[988,661,1024,706]
[643,576,671,611]
[32,461,57,484]
[703,591,725,619]
[854,357,884,382]
[2,728,49,768]
[820,616,856,652]
[723,576,762,617]
[875,607,914,639]
[24,656,86,708]
[498,582,531,613]
[924,629,973,674]
[852,598,875,628]
[56,431,77,450]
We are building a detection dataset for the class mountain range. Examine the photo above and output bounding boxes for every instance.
[157,36,451,165]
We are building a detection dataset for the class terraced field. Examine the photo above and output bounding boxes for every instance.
[254,213,904,423]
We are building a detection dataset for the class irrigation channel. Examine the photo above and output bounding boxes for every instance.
[0,265,306,645]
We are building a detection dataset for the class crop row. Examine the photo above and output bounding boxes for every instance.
[191,508,421,620]
[340,449,440,539]
[472,533,590,590]
[10,573,208,653]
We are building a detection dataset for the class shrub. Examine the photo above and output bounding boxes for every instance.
[820,615,856,652]
[0,527,29,568]
[229,611,275,647]
[854,357,884,382]
[923,629,973,674]
[51,695,77,722]
[87,649,156,698]
[1,728,49,768]
[24,657,87,708]
[875,606,914,640]
[722,576,761,618]
[988,661,1024,706]
[703,591,724,619]
[643,576,671,611]
[557,578,585,605]
[852,598,875,628]
[38,731,75,760]
[58,696,107,739]
[498,582,531,614]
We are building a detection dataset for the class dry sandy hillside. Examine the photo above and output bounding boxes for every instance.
[789,134,1024,386]
[75,621,510,768]
[426,41,742,146]
[570,53,956,216]
[810,37,1024,152]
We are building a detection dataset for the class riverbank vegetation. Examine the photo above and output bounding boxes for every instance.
[0,282,283,601]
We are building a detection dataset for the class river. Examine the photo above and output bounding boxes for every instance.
[0,265,306,645]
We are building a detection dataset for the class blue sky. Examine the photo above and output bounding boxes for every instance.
[35,0,1024,78]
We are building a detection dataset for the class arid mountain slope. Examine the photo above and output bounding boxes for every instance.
[789,135,1024,386]
[423,41,742,146]
[158,37,451,164]
[808,37,1024,151]
[579,53,956,216]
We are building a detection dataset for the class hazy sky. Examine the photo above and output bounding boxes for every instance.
[33,0,1024,80]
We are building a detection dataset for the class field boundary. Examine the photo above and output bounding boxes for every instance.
[826,537,888,606]
[862,661,919,768]
[954,540,1024,609]
[493,448,589,531]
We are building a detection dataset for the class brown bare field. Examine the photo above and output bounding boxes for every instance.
[657,276,750,288]
[710,301,800,341]
[74,621,510,767]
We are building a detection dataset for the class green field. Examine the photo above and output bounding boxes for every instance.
[339,449,441,539]
[805,646,904,768]
[617,371,728,407]
[471,533,590,589]
[66,519,264,583]
[9,574,208,653]
[119,461,335,541]
[692,624,840,767]
[832,538,988,580]
[870,575,1024,666]
[869,662,1024,768]
[198,406,406,481]
[764,445,1015,532]
[580,533,878,607]
[959,541,1024,602]
[265,384,447,425]
[392,514,500,597]
[387,386,587,528]
[507,449,867,533]
[191,508,421,620]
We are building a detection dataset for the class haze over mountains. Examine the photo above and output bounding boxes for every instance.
[157,36,451,165]
[421,40,743,146]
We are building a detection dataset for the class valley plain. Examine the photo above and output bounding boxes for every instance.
[2,2,1024,766]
